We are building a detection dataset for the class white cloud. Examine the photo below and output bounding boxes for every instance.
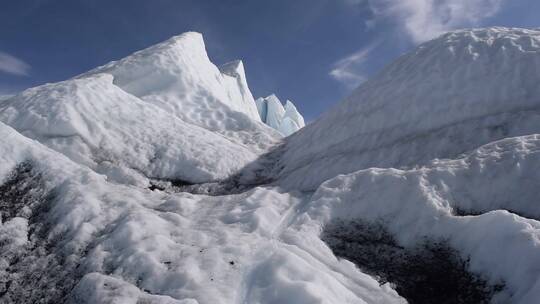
[0,52,31,76]
[329,42,379,89]
[368,0,506,43]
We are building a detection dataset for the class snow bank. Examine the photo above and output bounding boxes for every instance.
[279,27,540,190]
[291,134,540,303]
[255,95,305,136]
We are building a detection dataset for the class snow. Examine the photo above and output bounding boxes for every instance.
[82,32,278,151]
[218,60,261,122]
[278,27,540,190]
[2,27,540,303]
[0,73,258,185]
[0,121,402,303]
[255,95,305,136]
[299,134,540,303]
[0,33,281,185]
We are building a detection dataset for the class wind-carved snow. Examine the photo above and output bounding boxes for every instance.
[255,95,305,136]
[2,27,540,304]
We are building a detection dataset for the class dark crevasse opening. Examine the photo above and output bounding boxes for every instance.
[322,219,505,304]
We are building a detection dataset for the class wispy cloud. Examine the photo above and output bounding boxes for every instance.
[331,0,505,88]
[368,0,506,43]
[329,42,379,89]
[0,52,31,76]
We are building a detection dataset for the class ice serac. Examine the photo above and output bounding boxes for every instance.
[278,27,540,190]
[264,94,286,130]
[255,97,268,122]
[218,60,261,122]
[281,100,305,136]
[255,95,305,136]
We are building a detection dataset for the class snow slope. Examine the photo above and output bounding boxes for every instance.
[0,33,281,185]
[83,32,278,150]
[255,95,305,136]
[278,27,540,190]
[0,74,256,185]
[299,134,540,303]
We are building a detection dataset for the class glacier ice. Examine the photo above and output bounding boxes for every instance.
[1,27,540,304]
[0,33,281,185]
[277,27,540,190]
[255,94,305,136]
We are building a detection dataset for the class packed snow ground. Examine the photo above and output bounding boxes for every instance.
[2,27,540,304]
[0,122,402,304]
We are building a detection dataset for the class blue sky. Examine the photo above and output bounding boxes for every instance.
[1,0,539,120]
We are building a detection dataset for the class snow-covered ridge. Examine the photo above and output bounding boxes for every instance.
[83,32,262,124]
[255,94,305,136]
[278,27,540,190]
[0,32,281,185]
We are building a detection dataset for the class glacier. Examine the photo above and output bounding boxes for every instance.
[1,27,540,304]
[255,94,305,136]
[0,33,281,186]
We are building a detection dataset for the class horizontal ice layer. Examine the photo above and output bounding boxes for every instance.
[279,27,540,190]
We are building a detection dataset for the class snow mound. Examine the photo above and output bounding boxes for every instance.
[0,73,257,185]
[278,27,540,190]
[83,32,279,151]
[255,95,305,136]
[0,33,284,184]
[295,134,540,303]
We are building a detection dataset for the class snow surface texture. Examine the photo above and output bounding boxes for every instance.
[255,95,305,136]
[2,27,540,303]
[0,33,281,185]
[0,121,402,304]
[83,33,280,151]
[278,27,540,190]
